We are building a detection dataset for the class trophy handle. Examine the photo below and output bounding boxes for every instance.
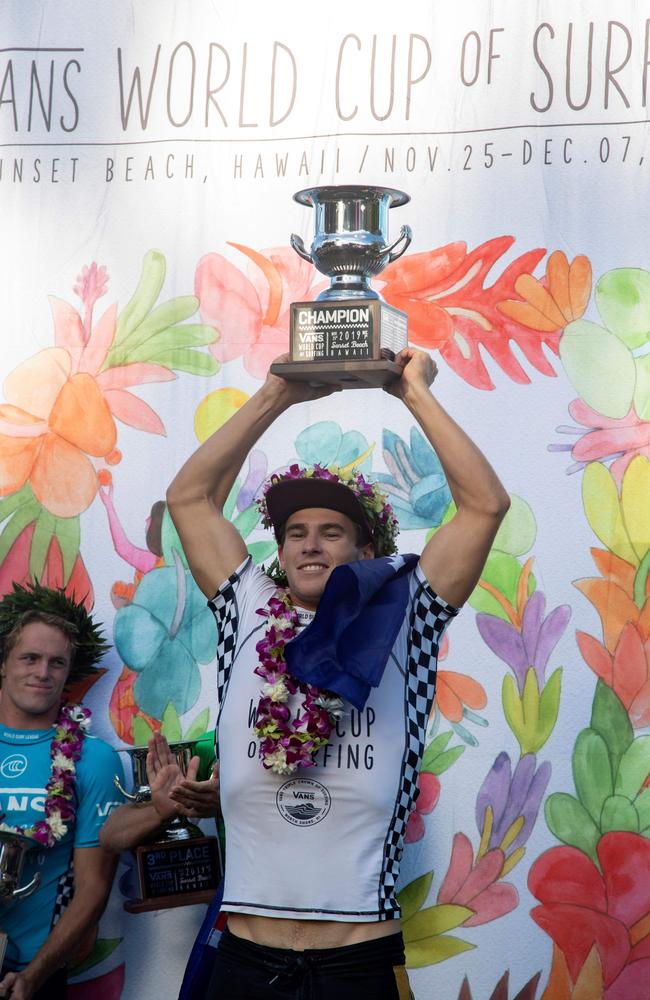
[290,233,314,264]
[12,872,41,900]
[385,225,412,263]
[114,774,151,803]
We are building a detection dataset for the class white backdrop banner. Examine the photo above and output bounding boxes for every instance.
[2,3,650,998]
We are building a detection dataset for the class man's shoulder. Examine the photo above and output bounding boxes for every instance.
[78,732,119,771]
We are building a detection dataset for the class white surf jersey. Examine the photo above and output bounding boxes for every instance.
[209,556,457,922]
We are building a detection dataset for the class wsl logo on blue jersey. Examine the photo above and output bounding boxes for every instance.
[276,778,331,827]
[0,754,28,779]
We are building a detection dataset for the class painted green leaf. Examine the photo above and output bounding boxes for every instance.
[185,707,210,742]
[635,787,650,830]
[620,457,650,564]
[560,319,636,418]
[615,736,650,798]
[0,499,41,565]
[115,295,198,361]
[595,268,650,349]
[600,794,640,834]
[402,903,473,940]
[248,541,278,564]
[582,462,638,565]
[223,480,240,523]
[54,516,81,585]
[29,509,57,582]
[536,667,562,750]
[0,483,36,524]
[126,323,218,363]
[521,668,540,748]
[161,509,189,569]
[161,702,182,743]
[590,680,634,777]
[545,792,601,862]
[397,871,433,922]
[502,673,525,744]
[469,552,535,620]
[113,250,166,348]
[425,745,465,776]
[153,349,219,376]
[68,937,122,977]
[406,934,475,968]
[492,495,537,557]
[233,505,260,540]
[634,354,650,420]
[573,729,613,822]
[133,715,155,746]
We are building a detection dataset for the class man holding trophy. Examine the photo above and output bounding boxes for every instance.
[166,187,510,998]
[0,584,121,1000]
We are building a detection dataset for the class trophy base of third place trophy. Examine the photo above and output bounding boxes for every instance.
[271,297,408,390]
[124,834,222,913]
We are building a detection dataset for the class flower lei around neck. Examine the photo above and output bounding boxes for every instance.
[254,591,343,775]
[0,703,91,847]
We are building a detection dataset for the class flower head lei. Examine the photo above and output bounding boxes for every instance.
[253,591,343,775]
[257,463,399,572]
[0,581,109,684]
[0,703,91,847]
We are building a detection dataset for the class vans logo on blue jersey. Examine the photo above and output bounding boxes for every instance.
[276,778,331,827]
[0,754,28,779]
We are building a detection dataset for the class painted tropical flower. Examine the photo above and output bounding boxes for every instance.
[476,752,551,871]
[376,428,451,530]
[195,244,323,379]
[550,400,650,482]
[529,832,650,998]
[577,623,650,729]
[477,587,568,755]
[109,666,162,744]
[404,772,441,843]
[437,832,518,926]
[0,254,215,518]
[432,633,488,744]
[113,554,217,719]
[456,970,541,1000]
[581,457,650,571]
[477,590,570,696]
[380,235,554,390]
[497,250,591,331]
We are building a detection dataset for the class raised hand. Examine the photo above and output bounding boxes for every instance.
[384,347,438,400]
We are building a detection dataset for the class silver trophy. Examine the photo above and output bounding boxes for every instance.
[115,742,201,841]
[0,831,41,902]
[271,185,411,389]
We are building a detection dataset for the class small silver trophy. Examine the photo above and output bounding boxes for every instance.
[115,742,201,841]
[271,185,412,389]
[0,831,42,966]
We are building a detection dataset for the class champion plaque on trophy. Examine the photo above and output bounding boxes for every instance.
[115,742,222,912]
[270,185,411,389]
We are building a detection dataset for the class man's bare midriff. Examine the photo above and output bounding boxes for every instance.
[228,913,402,951]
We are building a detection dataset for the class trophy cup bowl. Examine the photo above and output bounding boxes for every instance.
[272,185,412,388]
[290,185,411,299]
[115,741,201,841]
[0,831,41,902]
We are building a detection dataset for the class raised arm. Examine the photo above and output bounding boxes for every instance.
[166,361,337,597]
[387,348,510,609]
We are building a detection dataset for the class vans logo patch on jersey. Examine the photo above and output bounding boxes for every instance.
[0,754,28,779]
[276,777,331,827]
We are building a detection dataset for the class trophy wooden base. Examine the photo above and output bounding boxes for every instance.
[270,358,403,389]
[124,835,222,913]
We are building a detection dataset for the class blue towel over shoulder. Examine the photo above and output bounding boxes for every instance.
[285,553,419,711]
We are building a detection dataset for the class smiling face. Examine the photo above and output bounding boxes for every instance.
[0,621,72,729]
[278,507,374,611]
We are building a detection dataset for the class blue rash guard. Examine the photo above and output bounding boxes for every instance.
[0,724,124,970]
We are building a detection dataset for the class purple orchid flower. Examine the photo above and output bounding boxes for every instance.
[476,591,570,695]
[476,752,551,856]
